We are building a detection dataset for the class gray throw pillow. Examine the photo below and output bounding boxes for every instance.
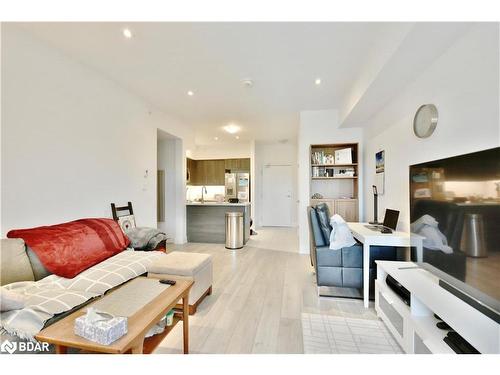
[26,247,52,281]
[310,208,326,247]
[315,203,332,244]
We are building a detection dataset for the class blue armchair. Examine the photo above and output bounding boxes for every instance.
[308,204,396,296]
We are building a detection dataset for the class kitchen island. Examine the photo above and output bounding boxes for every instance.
[186,202,251,244]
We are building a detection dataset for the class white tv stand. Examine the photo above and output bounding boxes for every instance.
[375,261,500,354]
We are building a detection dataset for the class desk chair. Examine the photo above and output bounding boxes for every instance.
[308,204,396,298]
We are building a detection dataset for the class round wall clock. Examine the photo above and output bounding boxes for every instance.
[413,104,438,138]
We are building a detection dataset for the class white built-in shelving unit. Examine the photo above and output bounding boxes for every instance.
[309,143,359,221]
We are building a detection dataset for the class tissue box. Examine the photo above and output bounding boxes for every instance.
[74,312,128,345]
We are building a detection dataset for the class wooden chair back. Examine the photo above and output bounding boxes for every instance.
[111,202,134,221]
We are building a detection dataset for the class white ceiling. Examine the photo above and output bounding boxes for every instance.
[16,22,417,145]
[340,23,473,129]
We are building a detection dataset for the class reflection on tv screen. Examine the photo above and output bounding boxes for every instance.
[410,147,500,303]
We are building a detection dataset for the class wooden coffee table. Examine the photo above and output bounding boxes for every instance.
[35,276,193,354]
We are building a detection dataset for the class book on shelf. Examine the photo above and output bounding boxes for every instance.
[312,166,326,177]
[311,150,335,165]
[312,166,356,178]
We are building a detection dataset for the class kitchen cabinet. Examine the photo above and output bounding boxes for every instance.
[225,158,250,172]
[188,158,250,186]
[205,159,225,185]
[189,159,225,186]
[188,158,199,185]
[239,158,251,171]
[187,158,194,183]
[224,159,237,171]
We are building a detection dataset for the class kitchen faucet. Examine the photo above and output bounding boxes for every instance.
[201,186,207,203]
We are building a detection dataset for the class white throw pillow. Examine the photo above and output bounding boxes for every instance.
[0,288,26,312]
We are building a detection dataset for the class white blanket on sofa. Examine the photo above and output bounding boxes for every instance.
[329,214,356,250]
[0,250,163,342]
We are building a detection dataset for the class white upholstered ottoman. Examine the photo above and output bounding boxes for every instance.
[148,251,213,315]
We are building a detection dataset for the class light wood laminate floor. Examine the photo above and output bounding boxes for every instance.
[154,241,378,354]
[246,226,300,253]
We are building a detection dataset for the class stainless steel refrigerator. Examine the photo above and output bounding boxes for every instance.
[225,173,250,202]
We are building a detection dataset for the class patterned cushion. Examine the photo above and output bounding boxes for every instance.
[117,215,136,233]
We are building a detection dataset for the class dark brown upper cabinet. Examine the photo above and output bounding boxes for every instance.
[188,158,250,186]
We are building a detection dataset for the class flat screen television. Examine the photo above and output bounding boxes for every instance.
[409,147,500,323]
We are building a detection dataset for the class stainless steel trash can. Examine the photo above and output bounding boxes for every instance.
[225,212,244,249]
[461,213,487,258]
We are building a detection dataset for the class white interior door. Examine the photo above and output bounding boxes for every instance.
[262,165,293,226]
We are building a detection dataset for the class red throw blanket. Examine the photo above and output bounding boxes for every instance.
[7,218,130,278]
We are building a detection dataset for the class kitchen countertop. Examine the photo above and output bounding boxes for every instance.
[186,201,251,207]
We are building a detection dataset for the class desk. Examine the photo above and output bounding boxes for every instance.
[347,222,424,308]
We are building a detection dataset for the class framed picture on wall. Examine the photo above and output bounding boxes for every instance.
[375,150,385,195]
[376,150,385,173]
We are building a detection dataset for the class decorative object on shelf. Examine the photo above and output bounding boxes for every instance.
[413,104,438,138]
[311,193,324,199]
[334,148,352,164]
[334,167,355,177]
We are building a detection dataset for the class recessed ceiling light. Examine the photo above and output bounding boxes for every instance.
[122,28,133,39]
[214,136,219,141]
[187,91,194,96]
[223,124,240,134]
[235,135,240,140]
[242,79,254,87]
[315,78,322,85]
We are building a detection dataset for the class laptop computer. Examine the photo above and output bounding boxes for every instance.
[365,209,400,233]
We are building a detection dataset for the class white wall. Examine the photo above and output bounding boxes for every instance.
[298,109,364,253]
[157,135,187,243]
[254,140,298,227]
[1,25,194,237]
[363,23,500,231]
